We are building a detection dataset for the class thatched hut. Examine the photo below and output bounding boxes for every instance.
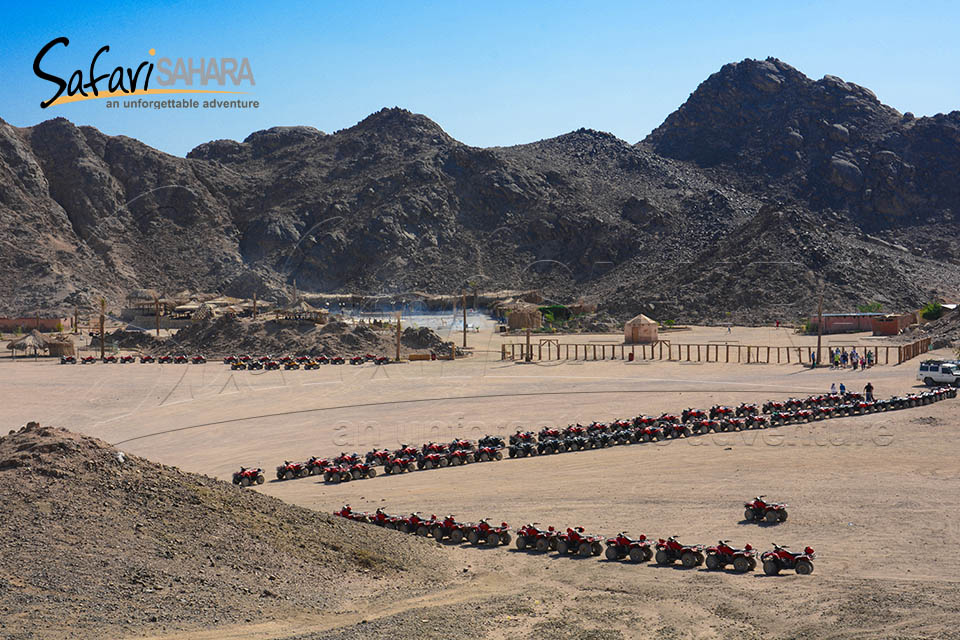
[47,340,76,357]
[279,300,327,324]
[497,302,542,330]
[6,330,51,357]
[625,314,658,343]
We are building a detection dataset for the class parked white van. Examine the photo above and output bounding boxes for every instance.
[917,360,960,386]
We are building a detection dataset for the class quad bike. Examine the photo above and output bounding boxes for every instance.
[654,537,705,567]
[784,398,805,410]
[632,415,658,430]
[768,411,795,426]
[173,355,188,364]
[247,360,264,370]
[589,432,616,448]
[515,524,559,552]
[656,413,681,427]
[398,512,437,535]
[604,533,653,562]
[349,355,364,365]
[478,435,505,449]
[705,540,757,572]
[191,355,206,364]
[371,508,403,529]
[537,439,564,455]
[283,361,300,370]
[761,544,815,575]
[140,354,155,363]
[349,462,377,480]
[474,446,503,462]
[231,361,248,370]
[393,444,419,459]
[223,355,238,364]
[80,355,98,364]
[365,449,392,466]
[682,408,708,423]
[638,424,668,442]
[264,361,281,370]
[538,427,562,441]
[431,515,468,542]
[119,355,135,363]
[237,354,252,363]
[303,360,320,370]
[316,355,330,364]
[446,449,473,466]
[709,405,735,420]
[720,417,747,432]
[331,355,345,365]
[278,355,293,363]
[384,457,416,474]
[334,452,362,466]
[101,355,118,363]
[762,400,787,414]
[561,435,589,451]
[258,355,272,362]
[556,527,603,557]
[508,442,538,458]
[509,431,537,445]
[295,354,311,363]
[363,353,377,362]
[157,355,173,364]
[745,415,769,429]
[323,465,353,483]
[793,409,815,423]
[59,355,77,364]
[232,467,265,486]
[744,496,788,523]
[305,456,330,475]
[374,356,390,365]
[736,403,759,417]
[812,406,835,420]
[422,442,449,456]
[417,452,449,469]
[692,419,722,435]
[466,519,511,546]
[563,424,587,437]
[662,422,693,438]
[276,460,310,480]
[611,427,637,445]
[335,504,370,522]
[586,421,610,434]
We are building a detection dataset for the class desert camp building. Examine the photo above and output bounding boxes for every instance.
[624,314,658,343]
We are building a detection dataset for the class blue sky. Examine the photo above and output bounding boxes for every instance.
[1,0,957,156]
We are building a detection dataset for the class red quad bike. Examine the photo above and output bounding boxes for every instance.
[515,524,559,552]
[682,408,708,423]
[466,519,511,546]
[605,533,654,562]
[474,446,503,462]
[264,360,281,370]
[60,355,77,364]
[232,467,265,487]
[720,417,747,432]
[334,452,362,466]
[323,465,353,483]
[140,354,155,363]
[374,355,389,365]
[785,398,805,410]
[812,406,835,420]
[803,394,828,408]
[119,355,135,363]
[762,544,816,575]
[762,400,787,414]
[191,355,206,364]
[705,540,757,572]
[335,504,370,522]
[398,512,437,536]
[744,496,789,523]
[446,449,473,466]
[654,537,705,568]
[449,438,474,452]
[369,508,401,529]
[422,442,449,456]
[709,405,735,420]
[316,354,330,364]
[692,419,722,435]
[350,355,364,365]
[563,424,587,437]
[80,355,98,364]
[663,422,693,438]
[736,403,759,417]
[258,355,272,363]
[278,355,293,363]
[364,353,377,362]
[393,445,420,459]
[432,515,469,543]
[157,355,173,364]
[223,355,237,364]
[101,355,118,363]
[657,413,681,427]
[638,423,668,442]
[768,411,795,426]
[745,415,769,429]
[349,462,377,480]
[365,449,392,466]
[331,355,345,365]
[384,456,416,475]
[276,460,310,480]
[305,456,330,475]
[295,354,311,363]
[556,527,603,557]
[417,452,449,469]
[238,354,252,363]
[538,427,562,440]
[173,354,188,364]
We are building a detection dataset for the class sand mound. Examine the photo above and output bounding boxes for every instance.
[0,422,447,639]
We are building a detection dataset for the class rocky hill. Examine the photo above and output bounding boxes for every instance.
[0,422,449,639]
[1,58,958,322]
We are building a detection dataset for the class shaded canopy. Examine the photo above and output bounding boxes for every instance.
[6,330,50,351]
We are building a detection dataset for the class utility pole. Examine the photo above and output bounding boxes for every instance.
[99,298,106,360]
[815,287,824,368]
[462,289,467,349]
[395,310,401,362]
[525,326,532,362]
[154,295,161,336]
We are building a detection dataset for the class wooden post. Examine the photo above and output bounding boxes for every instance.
[395,311,401,361]
[538,342,542,360]
[766,346,770,363]
[659,342,663,359]
[777,347,781,364]
[726,344,730,363]
[815,289,824,368]
[462,290,467,349]
[525,327,531,362]
[786,348,790,363]
[99,298,105,360]
[501,344,506,360]
[697,345,701,362]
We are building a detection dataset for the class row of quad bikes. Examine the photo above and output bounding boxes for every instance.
[335,506,815,575]
[240,387,957,485]
[224,353,389,369]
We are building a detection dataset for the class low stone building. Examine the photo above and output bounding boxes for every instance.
[624,314,658,343]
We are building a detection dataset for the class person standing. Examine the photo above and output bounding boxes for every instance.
[830,382,837,394]
[839,382,846,395]
[841,350,848,368]
[864,381,874,401]
[859,355,866,370]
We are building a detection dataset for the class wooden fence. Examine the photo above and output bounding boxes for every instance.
[501,337,931,366]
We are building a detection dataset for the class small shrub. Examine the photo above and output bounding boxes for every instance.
[920,302,944,321]
[857,301,883,313]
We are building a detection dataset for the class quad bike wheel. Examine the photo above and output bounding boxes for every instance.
[535,538,550,553]
[681,551,699,568]
[415,525,428,537]
[628,547,646,562]
[468,531,480,546]
[745,508,757,521]
[516,536,528,551]
[748,558,757,571]
[240,477,251,487]
[592,542,602,556]
[352,470,363,480]
[391,464,402,475]
[763,560,781,575]
[256,475,264,485]
[733,556,752,573]
[487,533,501,546]
[578,542,592,557]
[340,472,351,482]
[309,466,320,475]
[480,452,490,462]
[432,527,445,541]
[556,541,569,555]
[495,451,503,460]
[765,510,780,523]
[655,549,672,565]
[778,510,788,522]
[367,468,377,478]
[284,471,294,480]
[705,553,721,570]
[439,457,449,467]
[450,529,464,544]
[795,559,814,575]
[501,532,512,546]
[605,546,620,561]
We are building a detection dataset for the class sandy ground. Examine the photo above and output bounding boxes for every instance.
[2,326,958,639]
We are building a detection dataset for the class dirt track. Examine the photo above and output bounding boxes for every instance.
[2,327,958,639]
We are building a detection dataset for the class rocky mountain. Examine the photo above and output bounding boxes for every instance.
[1,57,958,322]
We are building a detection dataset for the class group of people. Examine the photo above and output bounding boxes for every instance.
[829,347,873,370]
[831,381,875,401]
